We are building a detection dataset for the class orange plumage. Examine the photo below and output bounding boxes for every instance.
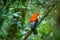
[30,12,39,22]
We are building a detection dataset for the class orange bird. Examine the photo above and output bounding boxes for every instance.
[30,12,39,34]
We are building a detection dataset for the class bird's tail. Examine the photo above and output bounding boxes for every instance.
[32,29,38,35]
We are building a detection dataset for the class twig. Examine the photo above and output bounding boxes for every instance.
[39,4,55,24]
[23,30,32,40]
[23,4,55,40]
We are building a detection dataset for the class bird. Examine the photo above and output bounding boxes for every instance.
[30,12,39,34]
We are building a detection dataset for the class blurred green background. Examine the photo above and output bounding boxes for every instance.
[0,0,60,40]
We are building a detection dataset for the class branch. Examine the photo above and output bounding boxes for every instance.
[23,4,55,40]
[23,30,32,40]
[38,4,55,24]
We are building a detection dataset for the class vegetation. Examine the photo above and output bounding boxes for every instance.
[0,0,60,40]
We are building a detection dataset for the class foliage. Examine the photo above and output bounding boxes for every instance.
[0,0,60,40]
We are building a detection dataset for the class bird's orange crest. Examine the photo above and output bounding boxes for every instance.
[30,12,39,22]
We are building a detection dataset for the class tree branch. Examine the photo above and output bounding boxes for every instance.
[23,4,55,40]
